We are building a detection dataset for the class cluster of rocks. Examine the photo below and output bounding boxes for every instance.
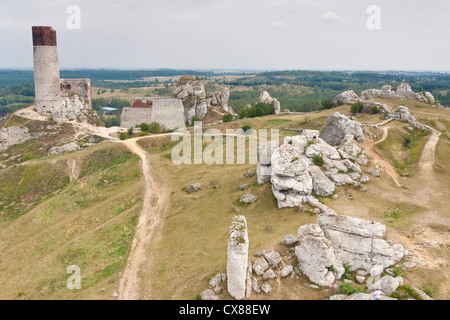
[174,75,232,125]
[200,210,420,300]
[320,112,367,145]
[257,113,374,208]
[333,83,441,108]
[259,91,281,115]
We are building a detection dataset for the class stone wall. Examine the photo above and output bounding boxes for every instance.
[120,97,186,130]
[60,79,92,109]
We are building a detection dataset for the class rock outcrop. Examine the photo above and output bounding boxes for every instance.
[0,126,32,152]
[258,128,367,208]
[259,91,281,115]
[294,212,407,287]
[227,215,250,300]
[174,75,232,124]
[208,87,230,113]
[320,112,367,146]
[333,90,360,106]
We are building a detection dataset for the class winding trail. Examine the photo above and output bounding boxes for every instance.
[116,137,169,300]
[360,127,401,187]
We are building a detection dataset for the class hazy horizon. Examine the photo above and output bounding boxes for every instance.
[1,0,449,71]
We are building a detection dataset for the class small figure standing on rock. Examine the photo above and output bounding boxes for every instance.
[372,288,385,300]
[313,135,317,142]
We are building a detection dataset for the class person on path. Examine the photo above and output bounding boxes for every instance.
[373,288,385,300]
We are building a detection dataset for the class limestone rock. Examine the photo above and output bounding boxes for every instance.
[253,258,269,276]
[263,251,282,267]
[0,126,32,152]
[227,215,250,300]
[333,90,360,106]
[174,75,207,124]
[281,234,299,246]
[259,91,281,115]
[368,275,399,295]
[262,268,277,280]
[208,87,230,113]
[200,289,219,300]
[49,141,81,155]
[240,193,257,204]
[261,283,272,294]
[185,183,202,193]
[256,140,280,184]
[281,265,294,277]
[295,224,343,287]
[320,112,367,146]
[309,165,336,196]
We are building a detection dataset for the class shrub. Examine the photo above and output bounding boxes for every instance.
[119,132,128,140]
[392,265,404,277]
[403,135,413,148]
[340,282,363,295]
[241,124,252,132]
[313,154,324,166]
[192,116,200,122]
[139,123,150,132]
[148,122,161,133]
[350,101,364,114]
[371,106,380,114]
[238,102,274,119]
[127,127,133,135]
[222,113,234,123]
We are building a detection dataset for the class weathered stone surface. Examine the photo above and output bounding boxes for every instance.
[0,126,32,152]
[262,268,277,280]
[253,258,269,276]
[281,265,294,277]
[309,165,336,196]
[200,289,219,300]
[174,75,208,124]
[333,90,360,106]
[256,140,280,184]
[49,141,80,155]
[261,283,272,294]
[260,91,281,115]
[368,275,399,295]
[227,215,250,300]
[185,183,202,193]
[281,234,299,246]
[240,193,257,204]
[295,224,343,287]
[208,87,230,113]
[238,184,249,190]
[263,251,282,267]
[365,168,380,177]
[320,112,366,146]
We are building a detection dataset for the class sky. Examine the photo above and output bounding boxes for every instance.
[0,0,449,71]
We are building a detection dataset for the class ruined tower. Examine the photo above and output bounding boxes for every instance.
[32,26,61,113]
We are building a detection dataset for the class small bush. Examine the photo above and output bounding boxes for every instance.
[119,132,128,140]
[403,135,413,148]
[371,106,380,114]
[148,122,161,133]
[192,116,200,122]
[238,102,274,119]
[392,265,404,277]
[340,282,363,295]
[242,124,252,132]
[127,127,133,135]
[313,154,324,166]
[139,123,150,132]
[351,101,364,114]
[308,140,315,146]
[222,113,234,123]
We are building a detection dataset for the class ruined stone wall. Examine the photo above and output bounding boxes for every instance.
[32,26,61,113]
[150,98,186,130]
[120,97,186,130]
[60,79,92,109]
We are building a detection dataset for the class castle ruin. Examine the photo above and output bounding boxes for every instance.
[32,26,98,124]
[120,97,186,130]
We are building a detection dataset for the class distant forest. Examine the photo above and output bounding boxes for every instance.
[1,69,449,118]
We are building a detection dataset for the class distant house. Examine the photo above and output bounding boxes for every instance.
[120,97,186,130]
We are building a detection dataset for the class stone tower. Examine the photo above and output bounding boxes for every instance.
[32,26,61,113]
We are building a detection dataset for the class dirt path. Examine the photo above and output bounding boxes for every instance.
[117,138,169,300]
[360,127,401,187]
[418,131,441,173]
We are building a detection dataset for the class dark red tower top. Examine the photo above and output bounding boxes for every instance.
[32,26,57,46]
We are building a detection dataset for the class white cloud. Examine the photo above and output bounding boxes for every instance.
[319,11,345,23]
[268,21,288,27]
